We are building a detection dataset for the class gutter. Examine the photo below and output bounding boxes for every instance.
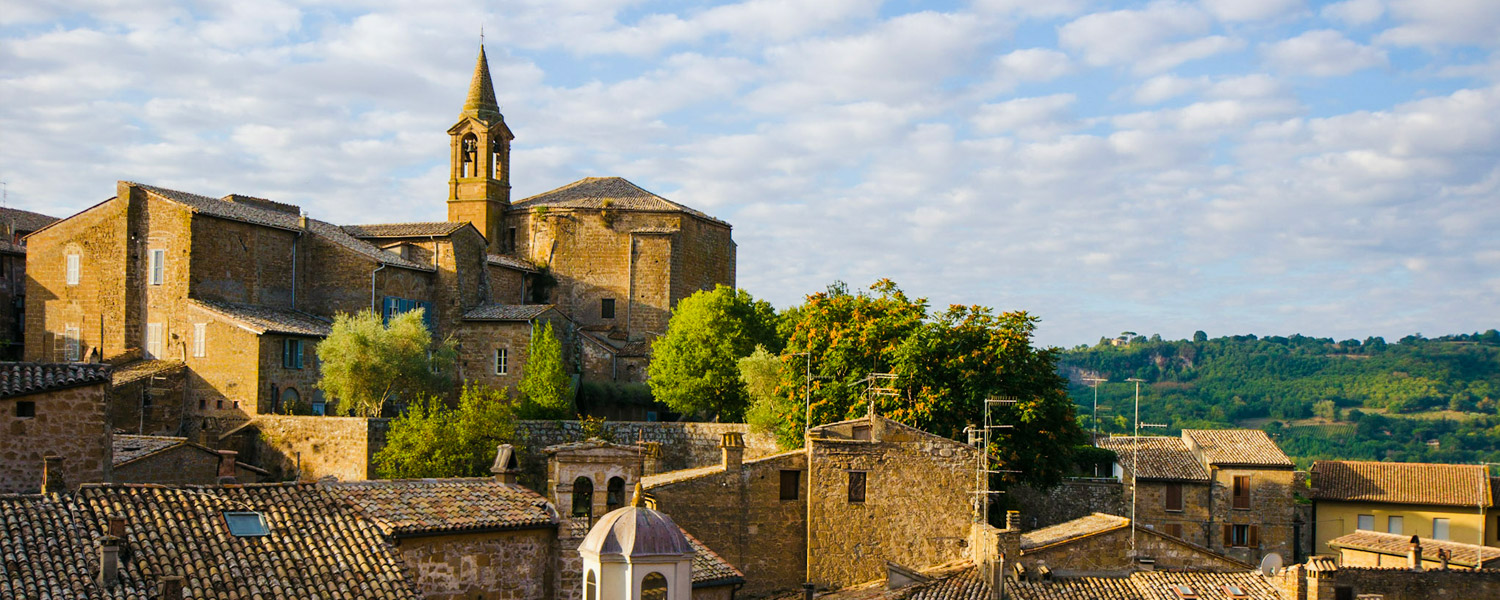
[371,263,386,314]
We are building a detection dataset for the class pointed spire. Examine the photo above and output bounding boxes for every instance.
[462,45,501,121]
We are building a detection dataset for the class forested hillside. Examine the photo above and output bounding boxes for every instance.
[1058,330,1500,466]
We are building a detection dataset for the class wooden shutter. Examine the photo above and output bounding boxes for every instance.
[1222,524,1233,546]
[1233,476,1251,510]
[1165,483,1183,511]
[1248,525,1259,548]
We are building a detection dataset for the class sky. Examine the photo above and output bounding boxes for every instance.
[2,0,1498,348]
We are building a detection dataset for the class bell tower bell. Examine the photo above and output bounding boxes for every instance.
[448,45,513,253]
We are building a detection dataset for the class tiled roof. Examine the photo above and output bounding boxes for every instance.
[1309,460,1492,507]
[0,362,110,399]
[324,478,557,537]
[462,303,555,321]
[342,221,471,238]
[191,299,333,337]
[1329,530,1500,568]
[134,183,431,271]
[543,439,644,455]
[1020,513,1130,550]
[0,483,420,599]
[1128,571,1284,600]
[0,206,59,234]
[1182,430,1293,468]
[830,563,1285,600]
[488,253,540,272]
[1097,436,1210,482]
[110,358,184,386]
[684,528,745,586]
[513,177,728,226]
[111,434,188,465]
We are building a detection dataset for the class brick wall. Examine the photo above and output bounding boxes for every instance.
[649,451,808,598]
[0,382,110,493]
[807,417,976,589]
[394,528,556,600]
[1006,479,1125,530]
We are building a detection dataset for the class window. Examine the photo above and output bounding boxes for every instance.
[1357,514,1374,531]
[572,477,594,518]
[1164,523,1183,538]
[585,571,597,600]
[847,471,867,503]
[15,401,35,418]
[1224,524,1257,547]
[780,470,801,501]
[65,253,80,285]
[382,296,433,329]
[852,424,872,441]
[281,388,300,413]
[1433,518,1450,540]
[282,339,304,369]
[1333,587,1353,600]
[223,511,270,537]
[600,298,616,319]
[506,227,517,252]
[193,323,206,357]
[646,410,658,422]
[495,348,508,375]
[148,249,165,285]
[146,323,163,359]
[1165,483,1183,512]
[606,477,626,513]
[641,573,669,600]
[1387,515,1404,534]
[1231,475,1251,510]
[63,326,81,362]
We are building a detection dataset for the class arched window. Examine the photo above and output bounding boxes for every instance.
[281,387,300,414]
[491,137,504,178]
[572,476,594,519]
[461,134,478,177]
[641,572,668,600]
[585,570,598,600]
[606,476,626,512]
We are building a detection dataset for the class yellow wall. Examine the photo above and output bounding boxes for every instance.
[1314,500,1498,555]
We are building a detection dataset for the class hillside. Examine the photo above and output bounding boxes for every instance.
[1058,330,1500,466]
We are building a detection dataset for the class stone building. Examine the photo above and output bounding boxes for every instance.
[0,362,111,494]
[1098,429,1299,565]
[1327,530,1500,570]
[111,434,266,485]
[1012,512,1252,575]
[0,207,57,360]
[1308,460,1498,556]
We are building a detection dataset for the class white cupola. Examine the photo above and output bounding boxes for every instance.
[578,485,693,600]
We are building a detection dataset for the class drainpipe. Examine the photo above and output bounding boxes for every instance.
[370,263,386,314]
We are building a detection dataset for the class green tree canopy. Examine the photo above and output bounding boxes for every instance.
[648,285,781,421]
[315,309,454,417]
[373,384,515,479]
[518,320,574,419]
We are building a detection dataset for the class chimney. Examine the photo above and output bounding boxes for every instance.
[216,450,238,485]
[98,535,121,587]
[107,514,127,538]
[642,442,664,476]
[1438,548,1450,571]
[490,444,521,484]
[158,575,184,600]
[42,455,65,495]
[720,432,745,472]
[1407,535,1423,571]
[1136,557,1156,572]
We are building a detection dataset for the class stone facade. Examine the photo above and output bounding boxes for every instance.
[107,359,186,435]
[0,377,110,494]
[1208,465,1300,565]
[1019,523,1250,574]
[518,420,779,474]
[112,442,262,485]
[222,414,389,481]
[1006,479,1124,530]
[394,528,556,600]
[0,207,57,360]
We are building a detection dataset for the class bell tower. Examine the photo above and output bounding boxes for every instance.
[448,45,513,253]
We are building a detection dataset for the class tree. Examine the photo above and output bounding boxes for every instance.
[316,309,454,417]
[1314,399,1339,421]
[373,384,515,479]
[648,285,781,420]
[518,321,574,419]
[769,280,1084,489]
[740,345,786,438]
[1192,330,1208,343]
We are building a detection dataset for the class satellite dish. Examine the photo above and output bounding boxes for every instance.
[1259,553,1284,575]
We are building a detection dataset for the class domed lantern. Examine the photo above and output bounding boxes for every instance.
[578,485,693,600]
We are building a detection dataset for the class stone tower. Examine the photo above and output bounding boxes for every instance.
[447,46,514,253]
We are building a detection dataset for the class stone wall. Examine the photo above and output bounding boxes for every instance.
[227,414,388,481]
[1303,566,1500,600]
[112,443,261,485]
[1020,526,1249,575]
[516,420,779,473]
[24,188,133,361]
[1209,466,1299,565]
[1005,479,1124,530]
[648,451,808,598]
[0,382,110,493]
[108,361,186,435]
[393,528,556,600]
[807,417,976,589]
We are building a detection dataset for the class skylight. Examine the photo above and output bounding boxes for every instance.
[223,511,270,537]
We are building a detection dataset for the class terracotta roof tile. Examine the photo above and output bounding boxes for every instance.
[1097,436,1210,482]
[191,299,333,337]
[1310,460,1491,507]
[1182,430,1293,468]
[684,528,745,586]
[0,362,110,399]
[0,206,59,234]
[832,564,1286,600]
[513,177,727,226]
[1020,513,1130,550]
[462,303,555,321]
[488,253,540,272]
[1329,530,1500,568]
[342,222,471,238]
[324,478,557,536]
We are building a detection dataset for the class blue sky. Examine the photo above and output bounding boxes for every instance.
[2,0,1498,347]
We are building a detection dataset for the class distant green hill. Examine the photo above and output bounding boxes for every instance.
[1057,330,1500,466]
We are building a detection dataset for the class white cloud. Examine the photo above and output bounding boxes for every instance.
[994,48,1073,88]
[1378,0,1500,47]
[1133,74,1209,104]
[1262,30,1387,76]
[1321,0,1385,27]
[1058,2,1241,73]
[1201,0,1305,23]
[972,94,1078,138]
